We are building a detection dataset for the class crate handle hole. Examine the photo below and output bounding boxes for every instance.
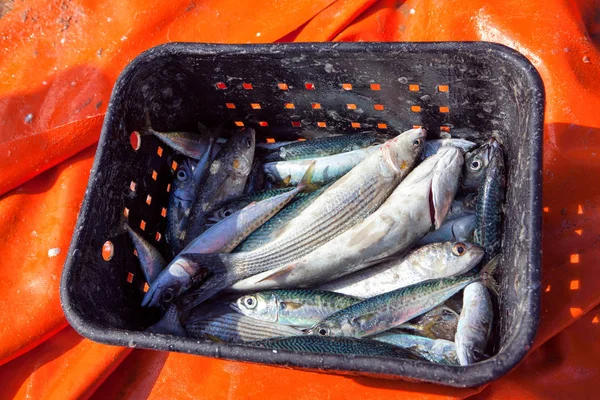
[130,131,141,151]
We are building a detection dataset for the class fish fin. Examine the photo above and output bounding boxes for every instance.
[280,301,303,311]
[205,334,224,343]
[352,312,378,327]
[440,305,460,319]
[254,264,296,283]
[281,175,292,187]
[297,161,319,193]
[478,255,500,296]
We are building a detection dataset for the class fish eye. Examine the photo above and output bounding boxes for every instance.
[161,288,175,303]
[177,169,188,181]
[469,157,482,171]
[244,296,257,309]
[452,242,467,256]
[246,138,253,148]
[266,174,276,183]
[412,138,422,147]
[317,327,329,336]
[223,209,232,217]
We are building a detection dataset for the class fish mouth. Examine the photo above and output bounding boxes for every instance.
[229,302,241,313]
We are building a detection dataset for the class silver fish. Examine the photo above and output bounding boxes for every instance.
[318,241,483,298]
[173,128,427,309]
[417,214,476,245]
[263,145,382,187]
[373,333,458,364]
[235,146,464,291]
[462,139,496,190]
[421,138,476,160]
[306,257,497,338]
[141,165,313,307]
[231,290,360,328]
[184,128,256,245]
[455,282,494,365]
[125,223,166,284]
[185,311,302,342]
[166,158,198,252]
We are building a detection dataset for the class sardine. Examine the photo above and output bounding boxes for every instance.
[185,310,302,342]
[262,132,390,162]
[184,128,256,245]
[235,146,464,292]
[142,165,314,307]
[397,305,459,341]
[473,139,505,259]
[306,256,497,338]
[125,223,166,284]
[166,158,198,253]
[250,335,425,360]
[373,333,458,364]
[455,282,493,365]
[421,138,476,160]
[462,138,497,190]
[231,290,360,328]
[417,214,476,245]
[169,128,426,309]
[318,241,483,298]
[263,145,382,187]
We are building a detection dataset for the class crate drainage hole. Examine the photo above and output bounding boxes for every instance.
[130,131,141,150]
[102,241,114,261]
[127,272,134,283]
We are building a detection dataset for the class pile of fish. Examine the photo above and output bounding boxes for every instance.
[128,124,506,366]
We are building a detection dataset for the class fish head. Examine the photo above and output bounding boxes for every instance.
[462,138,498,190]
[172,159,197,220]
[141,257,198,308]
[439,241,485,276]
[430,146,464,229]
[232,292,278,323]
[206,200,249,225]
[306,319,346,337]
[228,128,256,177]
[381,128,427,176]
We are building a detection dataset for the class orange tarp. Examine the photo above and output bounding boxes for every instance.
[0,0,599,398]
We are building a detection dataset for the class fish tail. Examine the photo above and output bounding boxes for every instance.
[297,161,319,193]
[478,255,499,296]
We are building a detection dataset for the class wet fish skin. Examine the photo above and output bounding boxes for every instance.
[185,311,302,342]
[262,132,390,162]
[207,187,296,226]
[142,123,213,160]
[145,305,186,337]
[231,290,361,328]
[421,138,476,160]
[462,138,496,190]
[142,168,311,308]
[373,333,458,364]
[244,159,265,194]
[235,146,464,292]
[417,214,476,245]
[263,145,382,187]
[185,128,426,306]
[251,335,425,360]
[318,241,483,299]
[125,223,167,284]
[446,194,477,220]
[233,185,329,252]
[166,158,198,253]
[184,128,256,245]
[397,305,459,341]
[455,282,493,365]
[306,257,497,338]
[473,139,505,259]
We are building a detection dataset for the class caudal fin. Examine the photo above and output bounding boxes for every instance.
[297,161,319,193]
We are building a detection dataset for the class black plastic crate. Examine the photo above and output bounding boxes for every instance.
[61,42,543,387]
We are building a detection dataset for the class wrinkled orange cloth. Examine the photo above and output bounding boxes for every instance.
[0,0,599,398]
